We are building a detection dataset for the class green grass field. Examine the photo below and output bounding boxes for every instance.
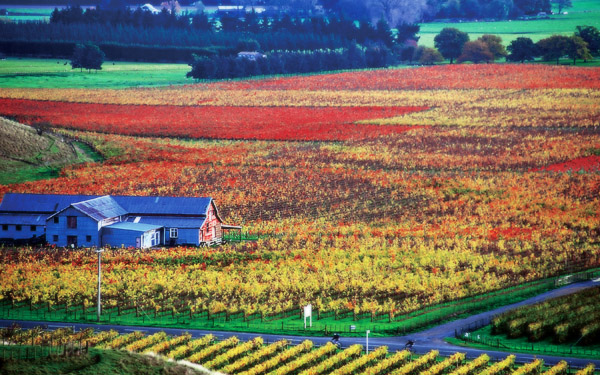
[0,118,102,185]
[418,0,600,47]
[0,58,192,89]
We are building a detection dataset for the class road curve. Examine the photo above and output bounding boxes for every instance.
[1,279,598,369]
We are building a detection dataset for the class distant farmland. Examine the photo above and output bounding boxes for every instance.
[418,0,600,47]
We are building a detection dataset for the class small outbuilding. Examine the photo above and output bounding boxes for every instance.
[103,222,162,248]
[237,51,266,61]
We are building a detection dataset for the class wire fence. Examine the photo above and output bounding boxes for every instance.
[453,269,600,360]
[0,268,598,338]
[455,330,600,359]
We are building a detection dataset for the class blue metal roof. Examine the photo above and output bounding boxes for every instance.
[125,216,206,228]
[112,196,212,216]
[0,213,45,225]
[0,193,212,216]
[0,193,99,213]
[72,196,128,222]
[106,222,163,232]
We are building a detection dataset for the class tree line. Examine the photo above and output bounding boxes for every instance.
[322,0,559,25]
[47,5,419,46]
[185,25,599,80]
[186,44,398,80]
[0,20,349,51]
[431,25,598,65]
[12,0,563,25]
[0,21,350,62]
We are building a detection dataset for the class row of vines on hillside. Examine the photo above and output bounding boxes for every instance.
[2,327,597,375]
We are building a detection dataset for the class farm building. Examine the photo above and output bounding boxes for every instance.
[140,3,160,14]
[0,193,238,248]
[238,51,267,61]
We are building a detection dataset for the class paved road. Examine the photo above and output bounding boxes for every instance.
[1,279,599,369]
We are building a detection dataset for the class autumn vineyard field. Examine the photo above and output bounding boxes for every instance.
[491,286,600,344]
[0,63,600,368]
[0,326,597,375]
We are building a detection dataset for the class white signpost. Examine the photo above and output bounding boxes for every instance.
[366,330,370,354]
[304,304,312,328]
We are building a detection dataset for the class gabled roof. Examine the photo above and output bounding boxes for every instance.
[0,193,98,214]
[111,196,213,216]
[0,213,45,225]
[72,196,127,222]
[0,193,214,217]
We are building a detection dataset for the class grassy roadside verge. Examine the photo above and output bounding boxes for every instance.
[446,326,600,360]
[1,269,597,338]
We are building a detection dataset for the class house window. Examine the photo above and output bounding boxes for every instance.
[16,225,22,231]
[67,216,77,229]
[53,235,58,242]
[31,225,37,231]
[170,228,178,238]
[53,217,59,224]
[86,235,92,242]
[1,225,7,231]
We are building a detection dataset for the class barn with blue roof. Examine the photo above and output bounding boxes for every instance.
[0,193,239,248]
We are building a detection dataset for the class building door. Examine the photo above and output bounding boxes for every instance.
[67,235,78,248]
[151,231,160,247]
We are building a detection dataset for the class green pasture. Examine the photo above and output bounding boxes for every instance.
[0,141,100,185]
[418,0,600,47]
[0,7,51,22]
[0,5,78,22]
[3,7,53,15]
[0,58,192,89]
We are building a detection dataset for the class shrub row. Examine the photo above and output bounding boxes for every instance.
[0,40,229,62]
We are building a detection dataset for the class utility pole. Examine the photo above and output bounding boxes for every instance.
[96,249,104,322]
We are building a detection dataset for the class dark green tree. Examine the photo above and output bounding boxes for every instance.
[434,27,469,63]
[507,37,538,62]
[514,0,551,15]
[375,18,395,47]
[457,40,494,63]
[484,0,512,19]
[365,43,392,67]
[191,12,211,30]
[575,25,600,56]
[395,23,420,44]
[553,0,572,13]
[565,35,592,64]
[537,34,570,64]
[236,39,261,52]
[70,44,86,72]
[70,43,105,72]
[187,54,217,79]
